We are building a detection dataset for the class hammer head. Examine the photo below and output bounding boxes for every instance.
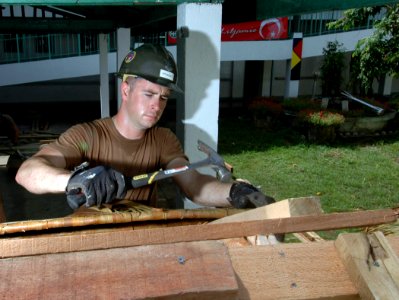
[197,140,232,182]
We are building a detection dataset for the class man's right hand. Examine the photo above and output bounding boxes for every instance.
[66,164,127,209]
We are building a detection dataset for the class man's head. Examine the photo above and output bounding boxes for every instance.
[118,44,182,94]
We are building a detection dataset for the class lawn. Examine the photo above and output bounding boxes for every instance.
[218,116,399,216]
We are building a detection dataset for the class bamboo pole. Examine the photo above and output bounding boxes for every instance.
[0,206,245,235]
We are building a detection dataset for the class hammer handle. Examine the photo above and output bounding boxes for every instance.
[130,158,210,188]
[130,165,189,188]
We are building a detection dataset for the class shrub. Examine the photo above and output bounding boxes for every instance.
[299,109,345,127]
[248,97,283,117]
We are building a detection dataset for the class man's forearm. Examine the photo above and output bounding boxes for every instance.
[15,156,71,194]
[175,170,232,207]
[193,179,232,207]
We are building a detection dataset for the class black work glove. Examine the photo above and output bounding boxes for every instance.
[228,182,275,209]
[66,162,127,210]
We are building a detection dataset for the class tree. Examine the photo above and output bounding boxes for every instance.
[328,4,399,95]
[320,40,346,97]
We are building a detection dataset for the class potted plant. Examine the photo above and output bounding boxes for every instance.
[299,109,345,143]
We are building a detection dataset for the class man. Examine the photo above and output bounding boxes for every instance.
[16,44,274,210]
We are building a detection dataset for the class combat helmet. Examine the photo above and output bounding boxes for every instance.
[118,44,183,93]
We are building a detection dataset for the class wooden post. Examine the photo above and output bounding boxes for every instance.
[335,231,399,299]
[0,193,6,223]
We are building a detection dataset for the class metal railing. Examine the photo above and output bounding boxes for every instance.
[0,10,379,65]
[0,32,117,64]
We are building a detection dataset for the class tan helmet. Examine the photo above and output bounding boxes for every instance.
[118,44,183,93]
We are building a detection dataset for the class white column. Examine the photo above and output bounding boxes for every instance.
[99,33,109,118]
[175,2,222,209]
[116,28,131,108]
[176,3,222,162]
[383,74,393,96]
[232,61,245,99]
[261,60,273,97]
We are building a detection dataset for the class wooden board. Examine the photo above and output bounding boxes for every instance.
[228,240,361,300]
[228,236,399,299]
[212,196,323,244]
[0,241,239,300]
[335,232,399,299]
[0,208,396,258]
[0,193,6,223]
[0,155,9,166]
[211,196,322,224]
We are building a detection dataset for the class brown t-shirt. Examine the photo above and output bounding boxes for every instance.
[47,117,187,205]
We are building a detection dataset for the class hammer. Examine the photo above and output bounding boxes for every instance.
[130,140,232,188]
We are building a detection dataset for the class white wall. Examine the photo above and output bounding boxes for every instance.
[2,28,397,101]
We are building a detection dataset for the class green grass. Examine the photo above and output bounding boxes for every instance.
[218,117,399,239]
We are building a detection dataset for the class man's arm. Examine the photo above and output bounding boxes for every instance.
[167,157,232,207]
[15,146,71,194]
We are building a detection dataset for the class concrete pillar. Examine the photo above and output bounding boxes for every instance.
[176,3,222,162]
[116,28,131,109]
[99,33,110,118]
[383,74,393,96]
[261,60,273,97]
[232,61,245,99]
[175,2,222,209]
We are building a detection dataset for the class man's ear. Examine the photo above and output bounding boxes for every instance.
[121,81,130,98]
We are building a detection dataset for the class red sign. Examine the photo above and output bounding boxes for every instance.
[167,17,288,45]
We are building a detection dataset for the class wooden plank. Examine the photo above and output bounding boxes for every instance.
[335,231,399,299]
[211,196,323,224]
[294,231,324,243]
[0,193,6,223]
[0,241,239,300]
[229,236,399,299]
[0,155,9,166]
[0,208,396,258]
[229,240,362,300]
[211,196,323,244]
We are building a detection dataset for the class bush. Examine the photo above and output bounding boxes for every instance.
[299,109,345,127]
[248,97,283,117]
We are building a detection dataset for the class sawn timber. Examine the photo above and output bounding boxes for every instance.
[0,207,397,258]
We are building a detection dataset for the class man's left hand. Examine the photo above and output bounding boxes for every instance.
[228,181,275,209]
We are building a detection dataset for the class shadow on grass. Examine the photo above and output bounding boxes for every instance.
[218,116,305,155]
[218,115,399,155]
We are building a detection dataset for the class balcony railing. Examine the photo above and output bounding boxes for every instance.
[0,10,378,65]
[0,32,117,64]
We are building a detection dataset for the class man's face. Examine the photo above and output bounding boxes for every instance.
[123,78,170,130]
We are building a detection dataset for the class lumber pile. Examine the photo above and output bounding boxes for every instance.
[0,196,397,299]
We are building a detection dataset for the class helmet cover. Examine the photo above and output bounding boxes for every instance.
[118,44,182,93]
